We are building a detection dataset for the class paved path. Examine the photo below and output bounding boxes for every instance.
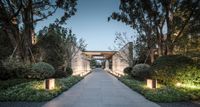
[0,68,160,107]
[42,68,160,107]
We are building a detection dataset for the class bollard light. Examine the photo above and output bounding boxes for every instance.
[147,79,157,89]
[45,78,55,90]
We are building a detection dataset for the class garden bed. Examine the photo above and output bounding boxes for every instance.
[0,79,33,90]
[119,76,200,102]
[0,76,83,102]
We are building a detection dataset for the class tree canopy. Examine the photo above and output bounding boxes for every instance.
[0,0,77,62]
[109,0,200,56]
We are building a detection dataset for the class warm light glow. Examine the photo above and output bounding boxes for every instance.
[175,82,200,89]
[147,79,157,89]
[45,78,55,90]
[176,82,181,87]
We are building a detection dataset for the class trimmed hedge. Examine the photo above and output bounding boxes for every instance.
[151,55,196,85]
[0,76,83,101]
[30,62,55,79]
[132,64,151,80]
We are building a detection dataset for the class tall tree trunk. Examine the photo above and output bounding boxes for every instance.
[22,1,33,63]
[156,27,163,57]
[128,42,133,66]
[150,49,154,64]
[165,1,174,55]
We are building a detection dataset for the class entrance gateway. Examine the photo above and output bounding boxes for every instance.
[71,42,133,76]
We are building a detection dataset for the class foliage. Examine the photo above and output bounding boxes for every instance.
[0,79,32,90]
[54,70,68,78]
[0,29,13,60]
[1,58,31,80]
[31,62,55,79]
[63,29,87,67]
[174,66,200,85]
[109,0,200,55]
[35,24,67,69]
[132,64,151,80]
[134,36,149,63]
[110,32,134,66]
[90,59,97,68]
[35,24,86,69]
[0,0,78,62]
[65,67,73,76]
[151,55,195,85]
[119,76,200,102]
[0,76,82,101]
[123,67,132,75]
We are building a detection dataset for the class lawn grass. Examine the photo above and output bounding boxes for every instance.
[0,76,83,101]
[119,76,200,102]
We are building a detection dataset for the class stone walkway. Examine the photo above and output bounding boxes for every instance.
[43,68,160,107]
[0,68,160,107]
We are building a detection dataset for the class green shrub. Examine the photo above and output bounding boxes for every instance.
[131,64,151,80]
[54,70,68,78]
[119,77,200,102]
[123,67,132,75]
[0,76,82,101]
[30,62,55,79]
[0,79,32,90]
[1,58,31,80]
[151,55,195,85]
[65,67,73,76]
[175,66,200,85]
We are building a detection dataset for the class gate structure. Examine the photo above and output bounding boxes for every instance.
[71,42,133,76]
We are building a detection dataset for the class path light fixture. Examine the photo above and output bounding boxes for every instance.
[147,79,157,89]
[45,78,55,90]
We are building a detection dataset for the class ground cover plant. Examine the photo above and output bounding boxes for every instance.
[119,75,200,102]
[0,76,82,101]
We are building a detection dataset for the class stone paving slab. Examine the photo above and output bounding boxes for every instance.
[42,68,160,107]
[0,68,160,107]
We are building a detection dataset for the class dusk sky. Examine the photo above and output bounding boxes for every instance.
[35,0,136,51]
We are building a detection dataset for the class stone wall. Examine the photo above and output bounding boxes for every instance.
[71,42,133,76]
[71,48,91,76]
[111,42,133,75]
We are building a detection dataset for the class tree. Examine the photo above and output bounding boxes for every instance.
[0,0,77,63]
[108,0,163,64]
[0,29,13,60]
[35,24,67,69]
[64,29,87,68]
[109,0,200,56]
[36,24,86,70]
[90,59,97,68]
[110,32,134,66]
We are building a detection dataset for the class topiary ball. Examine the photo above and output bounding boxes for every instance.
[31,62,55,79]
[132,64,151,80]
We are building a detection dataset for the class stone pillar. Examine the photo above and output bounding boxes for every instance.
[87,60,90,72]
[105,60,109,70]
